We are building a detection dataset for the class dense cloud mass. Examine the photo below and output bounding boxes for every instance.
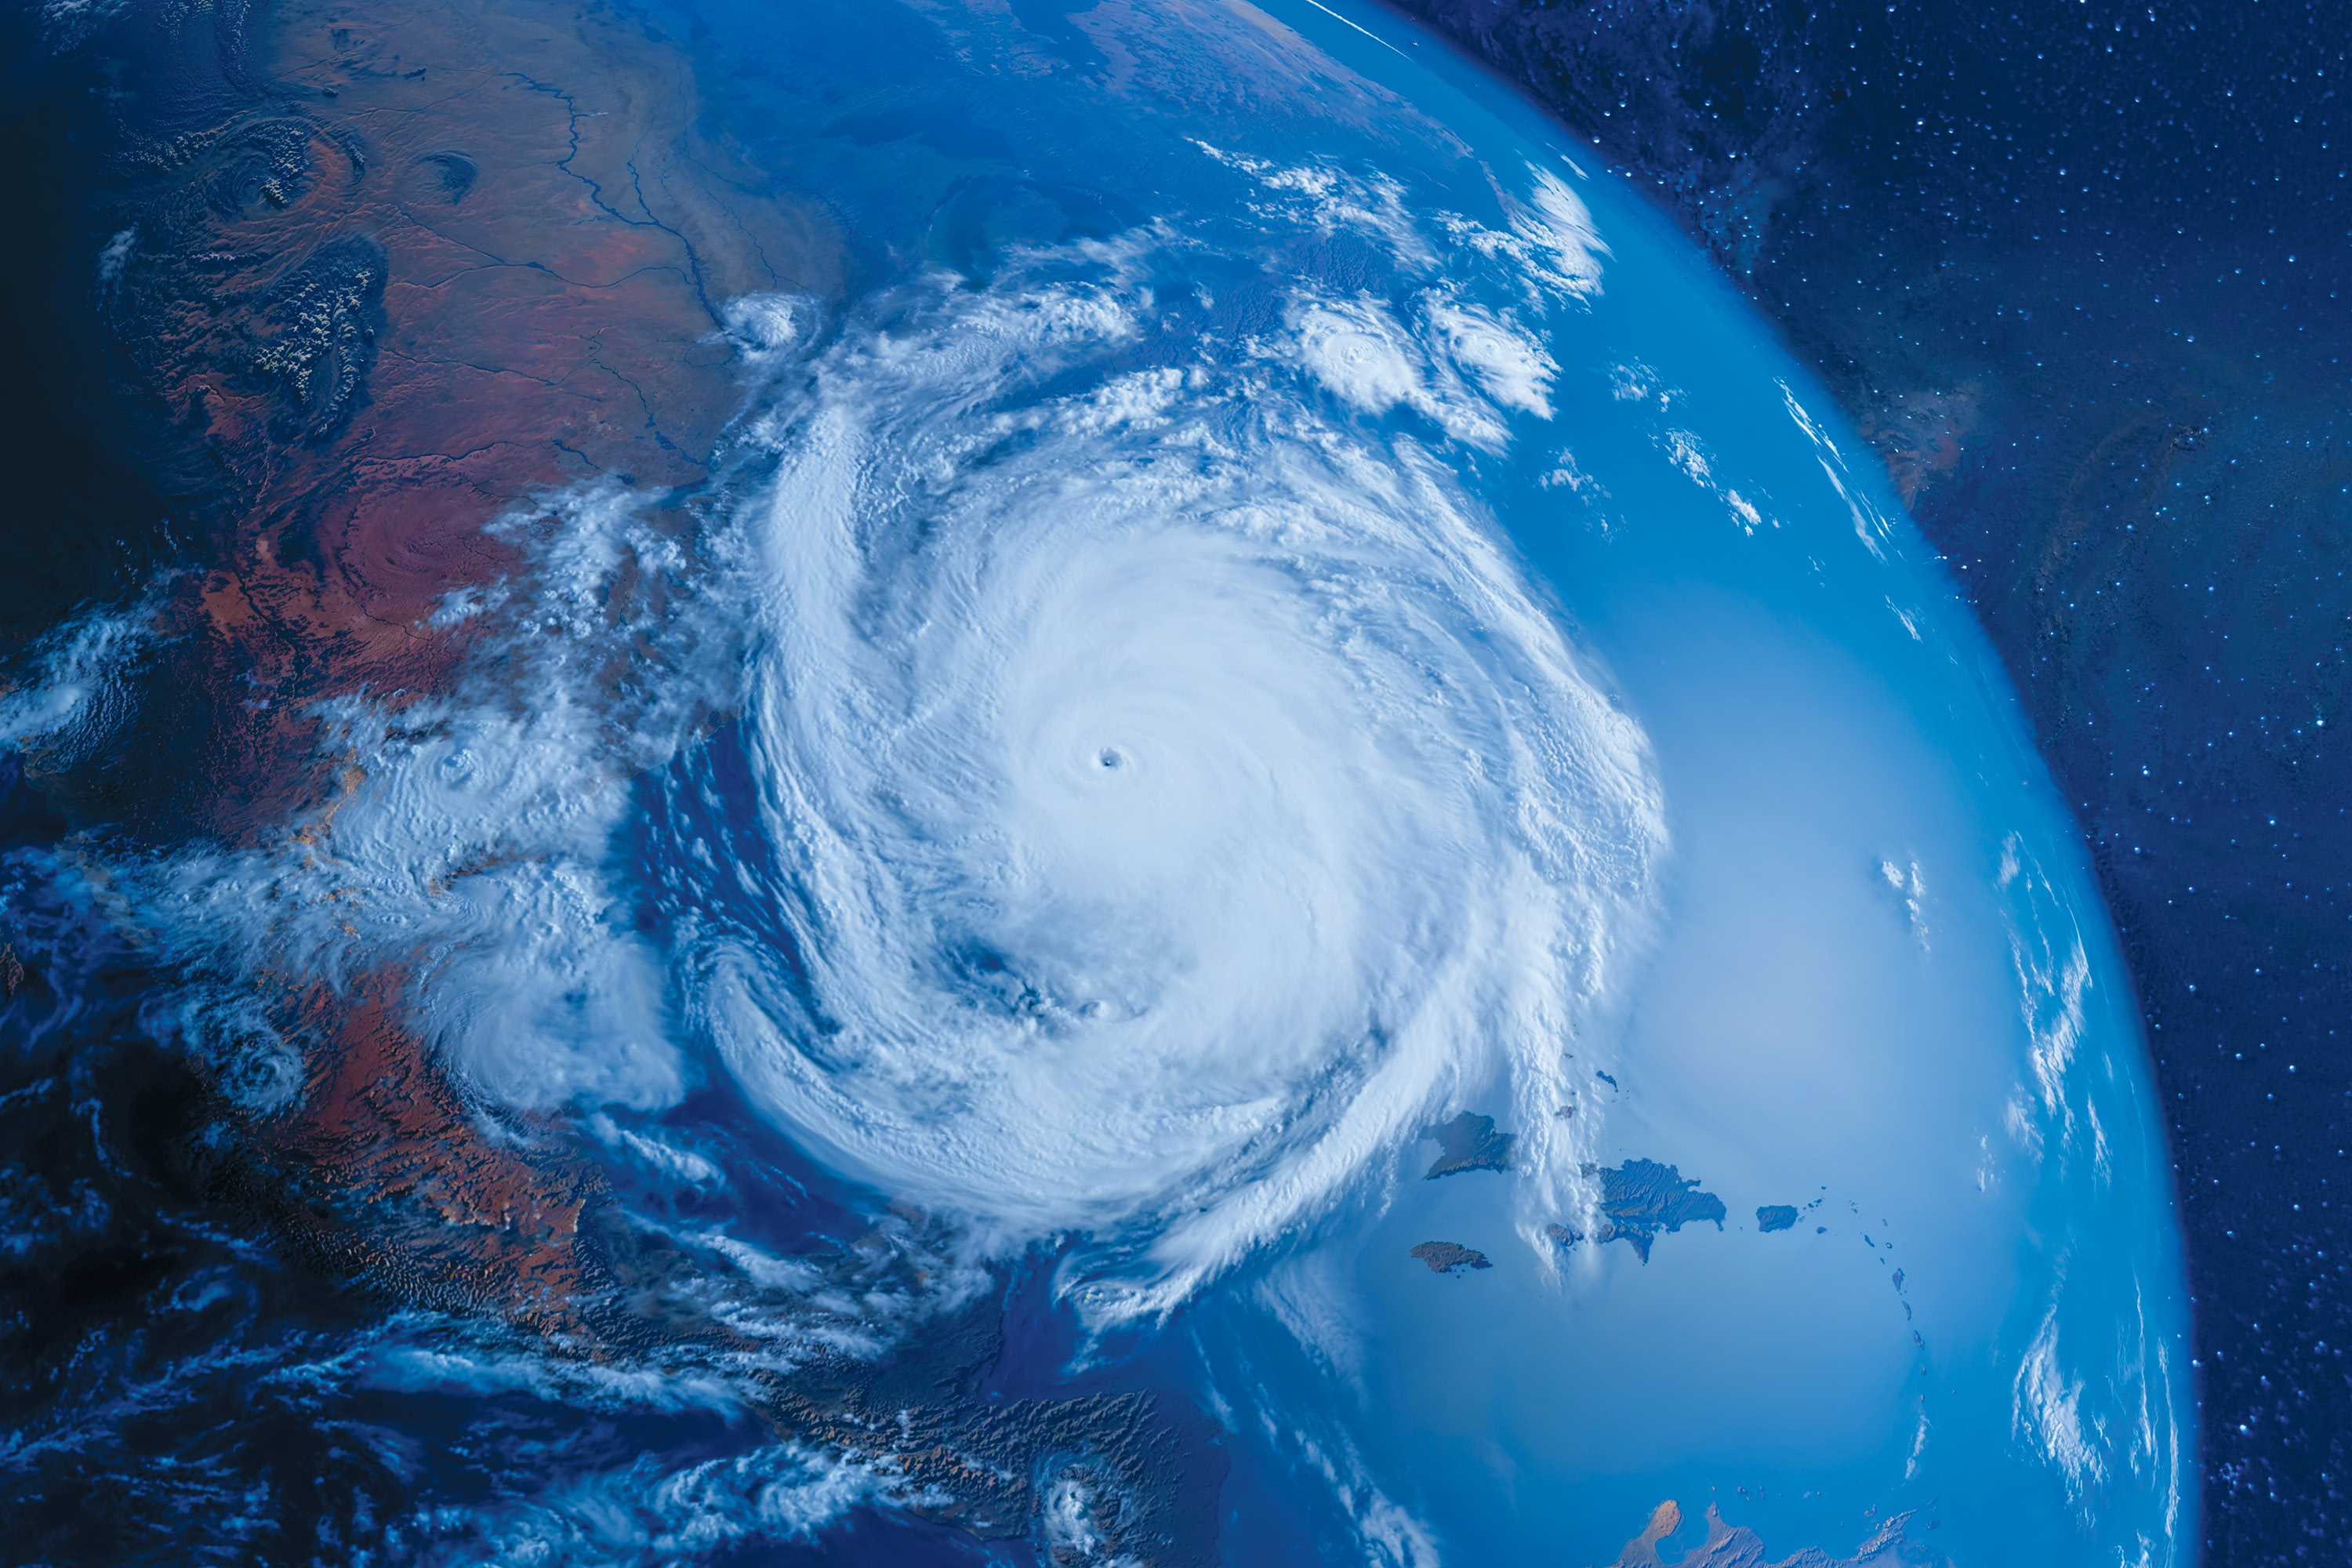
[1,171,1661,1326]
[1377,2,2350,1557]
[695,245,1661,1314]
[0,0,2221,1555]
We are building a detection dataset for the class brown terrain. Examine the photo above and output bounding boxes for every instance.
[105,0,838,831]
[89,0,840,1325]
[256,968,606,1325]
[1601,1498,1915,1568]
[67,5,1240,1546]
[227,964,1227,1558]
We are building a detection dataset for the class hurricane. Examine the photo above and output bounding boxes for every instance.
[681,230,1665,1314]
[14,161,1668,1327]
[0,0,2203,1552]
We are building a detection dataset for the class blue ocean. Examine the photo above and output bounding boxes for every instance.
[0,0,2190,1562]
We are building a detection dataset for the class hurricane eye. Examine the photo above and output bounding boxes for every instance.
[1097,748,1126,770]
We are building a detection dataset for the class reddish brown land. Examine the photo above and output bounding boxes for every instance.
[104,0,837,831]
[91,0,845,1317]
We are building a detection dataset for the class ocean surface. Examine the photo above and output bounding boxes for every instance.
[0,0,2208,1561]
[1380,3,2349,1559]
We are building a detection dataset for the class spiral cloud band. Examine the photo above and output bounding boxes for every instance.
[702,223,1665,1313]
[55,162,1671,1323]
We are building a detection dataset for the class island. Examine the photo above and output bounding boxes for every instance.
[1604,1499,1920,1568]
[1547,1159,1729,1262]
[1756,1205,1799,1233]
[1421,1112,1516,1178]
[1410,1241,1494,1275]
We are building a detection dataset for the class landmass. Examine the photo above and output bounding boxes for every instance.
[1410,1241,1494,1275]
[1602,1499,1918,1568]
[1756,1205,1799,1233]
[1386,2,2336,1542]
[212,970,1227,1563]
[13,0,1224,1556]
[1421,1111,1515,1178]
[71,0,839,840]
[1548,1159,1728,1263]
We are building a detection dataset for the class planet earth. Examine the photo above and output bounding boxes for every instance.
[0,0,2191,1562]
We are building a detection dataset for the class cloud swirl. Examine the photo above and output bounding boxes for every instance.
[695,241,1662,1315]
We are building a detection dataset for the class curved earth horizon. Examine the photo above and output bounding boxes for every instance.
[0,0,2192,1562]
